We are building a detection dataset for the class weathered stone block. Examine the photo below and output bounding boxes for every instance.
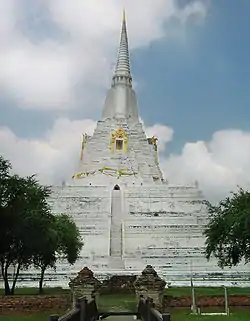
[69,267,101,304]
[134,265,166,311]
[100,275,136,294]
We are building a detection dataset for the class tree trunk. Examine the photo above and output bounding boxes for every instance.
[39,265,46,295]
[4,279,11,295]
[0,260,11,295]
[10,262,21,295]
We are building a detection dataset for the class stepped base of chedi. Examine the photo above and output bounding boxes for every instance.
[7,10,250,288]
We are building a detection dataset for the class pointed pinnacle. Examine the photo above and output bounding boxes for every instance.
[123,8,126,22]
[114,9,131,78]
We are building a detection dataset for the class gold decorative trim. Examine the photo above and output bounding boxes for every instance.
[80,133,87,161]
[72,171,96,179]
[110,127,128,153]
[149,136,159,165]
[72,166,137,180]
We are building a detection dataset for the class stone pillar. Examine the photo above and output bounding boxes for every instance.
[69,267,101,305]
[134,265,166,311]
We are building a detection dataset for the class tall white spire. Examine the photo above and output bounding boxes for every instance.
[102,9,139,120]
[113,9,131,80]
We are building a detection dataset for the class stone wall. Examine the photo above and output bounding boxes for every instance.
[2,293,250,314]
[100,275,136,294]
[134,265,166,311]
[163,295,250,310]
[0,295,70,315]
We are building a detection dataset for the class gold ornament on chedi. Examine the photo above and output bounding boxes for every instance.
[110,127,128,153]
[149,136,158,150]
[80,133,88,161]
[148,136,159,165]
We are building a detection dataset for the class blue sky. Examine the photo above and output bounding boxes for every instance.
[135,0,250,153]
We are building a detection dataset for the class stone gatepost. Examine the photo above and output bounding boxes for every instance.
[134,265,166,311]
[69,267,101,305]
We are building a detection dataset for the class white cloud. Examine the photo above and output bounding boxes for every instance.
[0,118,96,184]
[162,129,250,202]
[0,42,76,109]
[0,0,207,111]
[0,1,17,41]
[177,0,207,25]
[144,123,173,152]
[1,119,250,203]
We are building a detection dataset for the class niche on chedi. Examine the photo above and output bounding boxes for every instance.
[110,127,128,153]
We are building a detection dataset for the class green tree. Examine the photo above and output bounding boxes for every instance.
[55,214,83,264]
[33,221,57,295]
[0,156,83,295]
[0,156,12,294]
[204,188,250,268]
[33,213,83,294]
[0,156,52,295]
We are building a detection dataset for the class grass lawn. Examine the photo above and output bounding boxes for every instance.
[165,287,250,297]
[0,309,250,321]
[170,308,250,321]
[97,293,137,312]
[0,314,52,321]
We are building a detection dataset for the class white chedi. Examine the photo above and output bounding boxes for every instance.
[15,10,250,288]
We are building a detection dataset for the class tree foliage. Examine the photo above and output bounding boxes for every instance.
[0,155,52,294]
[204,188,250,268]
[0,156,83,295]
[33,213,83,294]
[55,214,83,263]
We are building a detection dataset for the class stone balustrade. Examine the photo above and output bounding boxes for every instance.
[69,267,101,305]
[68,265,166,311]
[134,265,166,311]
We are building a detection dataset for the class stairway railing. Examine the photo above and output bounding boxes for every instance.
[49,296,98,321]
[137,295,171,321]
